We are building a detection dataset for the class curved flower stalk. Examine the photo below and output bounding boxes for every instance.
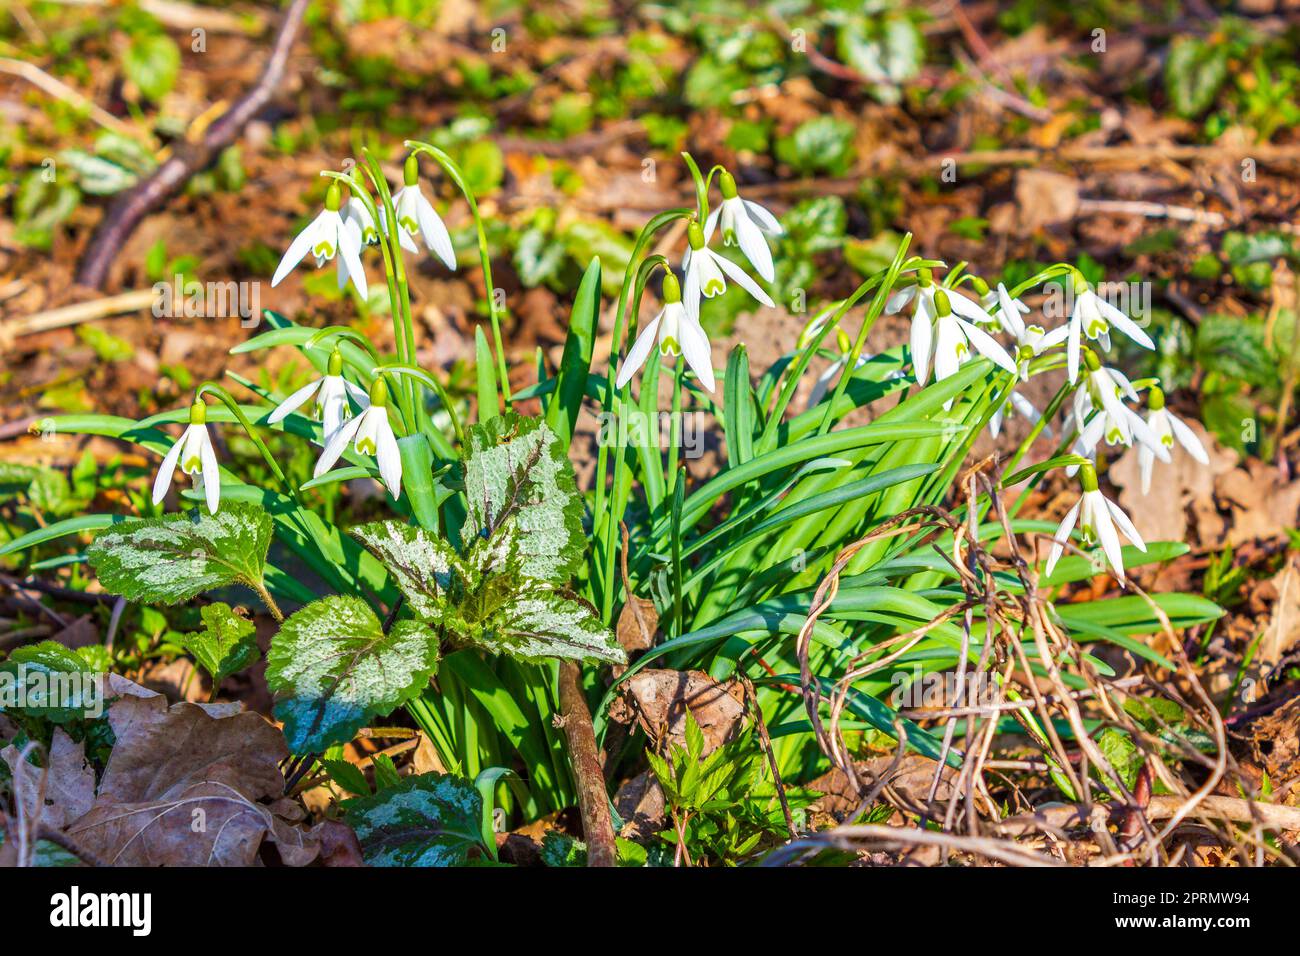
[615,272,715,392]
[387,154,457,271]
[1046,463,1146,586]
[682,221,775,323]
[702,171,783,282]
[268,347,369,439]
[152,399,221,514]
[314,377,402,498]
[1065,270,1154,383]
[272,182,368,298]
[1139,386,1209,494]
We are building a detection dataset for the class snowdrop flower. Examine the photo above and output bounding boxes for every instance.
[272,181,368,298]
[1067,351,1168,474]
[152,400,221,515]
[682,221,775,324]
[703,171,783,282]
[615,273,715,392]
[1045,463,1146,586]
[994,284,1067,379]
[314,377,402,498]
[1065,270,1154,383]
[343,196,378,247]
[268,348,369,439]
[1139,387,1209,494]
[929,289,1018,394]
[387,154,456,271]
[888,270,1003,386]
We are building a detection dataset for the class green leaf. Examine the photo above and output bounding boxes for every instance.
[267,596,440,753]
[475,326,499,423]
[179,602,259,686]
[86,502,273,605]
[343,772,484,866]
[1164,36,1228,118]
[775,117,856,177]
[456,576,624,665]
[351,521,461,622]
[121,32,180,102]
[461,413,585,584]
[322,758,370,797]
[546,257,600,445]
[0,641,99,723]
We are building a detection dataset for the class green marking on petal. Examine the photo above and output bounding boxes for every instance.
[313,241,335,259]
[660,336,681,356]
[357,437,376,456]
[703,279,725,296]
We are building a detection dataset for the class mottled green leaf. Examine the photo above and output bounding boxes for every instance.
[180,602,259,685]
[86,503,272,605]
[461,413,584,584]
[351,520,462,622]
[267,596,439,753]
[456,574,623,665]
[343,772,484,866]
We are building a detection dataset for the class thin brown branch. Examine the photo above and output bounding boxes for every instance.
[75,0,310,289]
[557,661,618,867]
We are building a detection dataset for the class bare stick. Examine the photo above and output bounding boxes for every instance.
[0,289,155,346]
[0,56,143,141]
[75,0,310,289]
[557,661,618,867]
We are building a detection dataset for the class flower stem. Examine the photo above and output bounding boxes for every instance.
[406,141,511,408]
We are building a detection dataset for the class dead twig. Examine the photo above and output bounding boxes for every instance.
[557,661,618,867]
[75,0,310,289]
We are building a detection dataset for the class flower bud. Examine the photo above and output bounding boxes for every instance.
[369,377,389,407]
[719,170,738,200]
[687,222,706,250]
[328,348,344,377]
[1148,385,1165,411]
[403,154,419,187]
[189,400,207,425]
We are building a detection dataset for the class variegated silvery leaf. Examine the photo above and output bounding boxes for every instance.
[350,520,463,622]
[455,574,624,665]
[460,413,584,584]
[266,595,439,753]
[343,772,484,866]
[86,502,272,605]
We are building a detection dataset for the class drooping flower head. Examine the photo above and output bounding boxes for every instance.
[682,221,775,323]
[703,170,783,283]
[313,376,402,499]
[152,399,221,514]
[271,181,369,298]
[1138,386,1209,494]
[388,154,457,271]
[268,347,369,439]
[615,272,715,392]
[1066,268,1154,383]
[1045,461,1146,586]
